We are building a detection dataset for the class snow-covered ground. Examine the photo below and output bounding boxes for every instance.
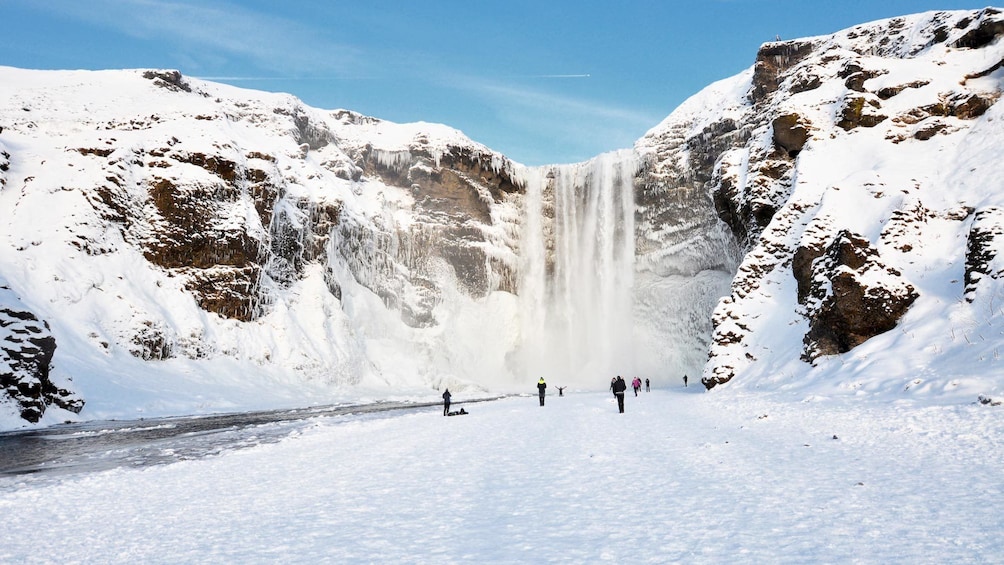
[2,389,1001,563]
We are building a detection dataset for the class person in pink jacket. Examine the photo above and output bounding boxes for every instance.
[631,377,642,396]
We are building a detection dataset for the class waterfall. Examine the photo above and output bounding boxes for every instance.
[517,150,638,386]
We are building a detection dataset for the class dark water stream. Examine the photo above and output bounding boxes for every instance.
[0,400,460,479]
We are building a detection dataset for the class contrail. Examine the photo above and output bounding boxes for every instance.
[193,76,377,81]
[532,74,591,78]
[194,76,296,81]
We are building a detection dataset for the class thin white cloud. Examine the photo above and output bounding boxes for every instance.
[23,0,362,75]
[460,76,661,131]
[447,74,665,164]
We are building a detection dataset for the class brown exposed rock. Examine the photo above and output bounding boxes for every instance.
[792,242,824,305]
[952,93,996,119]
[409,164,493,225]
[914,122,948,140]
[272,106,330,150]
[835,60,888,93]
[894,92,998,130]
[136,145,285,322]
[749,40,817,104]
[796,230,918,361]
[144,177,261,269]
[171,152,240,188]
[894,102,951,125]
[772,114,810,157]
[789,73,822,94]
[183,266,262,321]
[837,96,888,130]
[701,373,731,391]
[964,57,1004,82]
[876,80,930,100]
[76,147,116,158]
[441,146,521,200]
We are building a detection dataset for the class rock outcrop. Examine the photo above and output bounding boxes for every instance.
[1,280,83,422]
[965,207,1004,302]
[794,230,918,360]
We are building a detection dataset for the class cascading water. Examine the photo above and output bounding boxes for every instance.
[516,150,638,386]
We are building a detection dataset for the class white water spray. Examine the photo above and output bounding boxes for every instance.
[517,150,638,386]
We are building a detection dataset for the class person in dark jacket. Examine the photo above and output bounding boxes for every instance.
[442,388,451,416]
[612,376,627,413]
[537,377,547,406]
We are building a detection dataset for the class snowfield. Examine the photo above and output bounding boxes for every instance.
[2,389,1001,563]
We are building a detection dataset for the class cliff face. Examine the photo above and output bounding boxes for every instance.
[636,8,1004,390]
[0,66,535,424]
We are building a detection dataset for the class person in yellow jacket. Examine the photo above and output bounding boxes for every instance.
[537,377,547,406]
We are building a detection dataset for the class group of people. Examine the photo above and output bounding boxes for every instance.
[610,375,650,412]
[443,373,668,417]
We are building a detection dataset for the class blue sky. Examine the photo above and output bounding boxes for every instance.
[2,1,993,165]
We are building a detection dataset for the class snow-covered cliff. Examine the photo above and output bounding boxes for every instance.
[0,67,539,424]
[1,7,1003,427]
[637,8,1004,397]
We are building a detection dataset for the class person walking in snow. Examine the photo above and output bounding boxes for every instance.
[442,388,452,416]
[612,376,627,413]
[537,377,547,406]
[645,378,650,392]
[683,374,689,387]
[632,377,642,396]
[610,377,616,391]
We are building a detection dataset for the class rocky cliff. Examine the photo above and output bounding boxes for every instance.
[0,66,537,424]
[635,8,1004,391]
